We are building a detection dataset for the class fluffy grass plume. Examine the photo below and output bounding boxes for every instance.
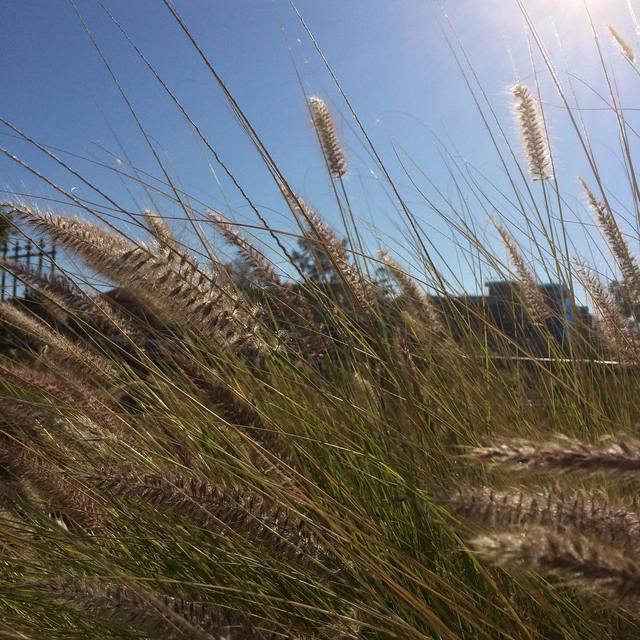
[609,25,636,63]
[472,528,640,610]
[308,96,347,178]
[467,435,640,473]
[511,84,551,181]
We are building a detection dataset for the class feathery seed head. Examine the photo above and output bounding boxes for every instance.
[495,223,551,323]
[511,84,551,180]
[11,205,262,348]
[378,250,447,334]
[579,179,640,303]
[0,438,103,531]
[308,96,347,178]
[143,209,178,250]
[0,302,116,378]
[576,262,640,360]
[87,470,333,569]
[472,528,640,609]
[281,195,373,309]
[467,435,640,473]
[47,578,271,639]
[209,211,281,287]
[609,25,636,63]
[446,486,640,545]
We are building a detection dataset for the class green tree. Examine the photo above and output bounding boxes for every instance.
[290,235,346,284]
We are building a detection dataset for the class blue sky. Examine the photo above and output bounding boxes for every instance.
[1,0,637,292]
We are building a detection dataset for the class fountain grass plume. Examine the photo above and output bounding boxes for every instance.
[467,435,640,473]
[308,96,347,179]
[472,528,640,611]
[511,84,551,181]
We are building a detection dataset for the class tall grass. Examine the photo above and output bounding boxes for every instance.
[1,2,640,638]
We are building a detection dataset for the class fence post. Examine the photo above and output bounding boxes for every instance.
[50,243,56,278]
[24,241,32,297]
[0,240,6,302]
[37,241,44,276]
[11,242,19,299]
[0,237,57,301]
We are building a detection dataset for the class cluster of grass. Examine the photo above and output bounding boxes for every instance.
[2,2,640,638]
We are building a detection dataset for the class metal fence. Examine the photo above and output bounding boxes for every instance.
[0,238,57,301]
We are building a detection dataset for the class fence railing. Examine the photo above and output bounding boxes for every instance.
[0,238,57,301]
